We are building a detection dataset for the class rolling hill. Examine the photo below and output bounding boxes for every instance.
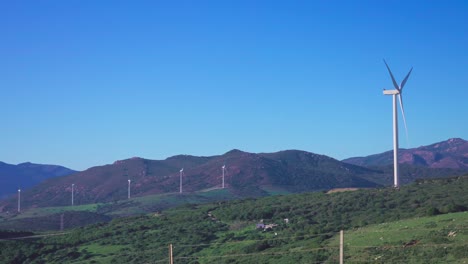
[0,162,76,199]
[343,138,468,169]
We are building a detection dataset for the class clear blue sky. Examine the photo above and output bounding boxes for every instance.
[1,1,467,171]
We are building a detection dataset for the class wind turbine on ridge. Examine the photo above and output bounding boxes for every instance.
[382,59,413,189]
[179,168,184,194]
[17,188,21,213]
[128,179,131,199]
[221,164,226,189]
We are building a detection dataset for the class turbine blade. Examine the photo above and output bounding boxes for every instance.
[400,67,413,90]
[384,59,400,91]
[398,94,409,141]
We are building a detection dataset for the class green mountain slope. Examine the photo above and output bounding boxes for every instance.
[1,175,467,263]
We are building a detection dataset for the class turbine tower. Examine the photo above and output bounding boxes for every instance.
[179,168,184,194]
[222,165,226,189]
[128,179,131,199]
[383,59,412,189]
[71,183,75,206]
[17,188,21,213]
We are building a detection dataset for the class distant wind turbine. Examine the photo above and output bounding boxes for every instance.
[71,183,75,206]
[128,179,131,199]
[222,165,226,189]
[17,188,21,213]
[383,59,413,189]
[179,168,184,194]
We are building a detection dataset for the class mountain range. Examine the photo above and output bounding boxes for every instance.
[0,138,467,212]
[343,138,468,169]
[0,162,76,199]
[0,150,381,211]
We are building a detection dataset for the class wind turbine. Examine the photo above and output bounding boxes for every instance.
[71,183,75,206]
[179,168,184,194]
[128,179,131,199]
[221,165,226,189]
[17,188,21,213]
[383,59,412,189]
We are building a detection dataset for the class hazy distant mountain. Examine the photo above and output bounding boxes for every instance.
[343,138,468,169]
[0,162,76,199]
[0,150,380,210]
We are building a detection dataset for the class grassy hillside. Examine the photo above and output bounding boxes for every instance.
[328,211,468,263]
[1,175,467,263]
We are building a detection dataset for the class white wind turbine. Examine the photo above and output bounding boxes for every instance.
[128,179,131,199]
[383,59,413,189]
[221,165,226,189]
[179,168,184,194]
[71,183,75,206]
[17,188,21,213]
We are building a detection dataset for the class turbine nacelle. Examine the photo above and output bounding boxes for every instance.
[383,89,400,95]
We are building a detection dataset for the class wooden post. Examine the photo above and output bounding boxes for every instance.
[169,244,173,264]
[340,230,344,264]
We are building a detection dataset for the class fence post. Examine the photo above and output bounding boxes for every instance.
[169,244,173,264]
[340,230,344,264]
